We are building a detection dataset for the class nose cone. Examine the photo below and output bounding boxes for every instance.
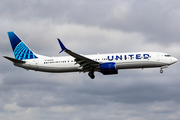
[172,57,178,64]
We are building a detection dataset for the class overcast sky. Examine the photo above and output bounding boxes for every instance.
[1,0,180,120]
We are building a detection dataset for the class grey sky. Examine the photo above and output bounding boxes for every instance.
[0,0,180,120]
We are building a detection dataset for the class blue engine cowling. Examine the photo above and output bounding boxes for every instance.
[100,62,118,75]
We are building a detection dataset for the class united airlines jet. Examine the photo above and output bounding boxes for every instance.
[4,32,178,79]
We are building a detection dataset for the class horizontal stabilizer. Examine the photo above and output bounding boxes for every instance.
[3,56,26,64]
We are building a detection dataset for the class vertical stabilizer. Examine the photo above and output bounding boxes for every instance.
[7,32,38,60]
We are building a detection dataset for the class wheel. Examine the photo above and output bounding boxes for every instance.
[88,72,95,79]
[160,69,163,73]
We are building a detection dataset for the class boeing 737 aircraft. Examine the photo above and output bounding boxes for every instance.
[4,32,178,79]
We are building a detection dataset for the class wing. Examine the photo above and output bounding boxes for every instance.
[57,39,100,71]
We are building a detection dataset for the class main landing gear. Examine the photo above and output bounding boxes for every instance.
[88,69,95,79]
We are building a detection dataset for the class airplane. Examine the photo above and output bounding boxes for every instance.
[4,31,178,79]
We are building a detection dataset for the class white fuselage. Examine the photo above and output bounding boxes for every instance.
[14,52,177,73]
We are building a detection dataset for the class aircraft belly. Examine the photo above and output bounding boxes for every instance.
[15,63,81,73]
[37,66,80,73]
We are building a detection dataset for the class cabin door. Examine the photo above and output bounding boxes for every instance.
[157,54,160,61]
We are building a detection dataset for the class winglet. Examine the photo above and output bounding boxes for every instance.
[57,38,67,53]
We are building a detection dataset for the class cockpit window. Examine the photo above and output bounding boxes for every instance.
[165,55,171,57]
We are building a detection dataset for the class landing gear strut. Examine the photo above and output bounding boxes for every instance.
[160,66,168,74]
[88,69,95,79]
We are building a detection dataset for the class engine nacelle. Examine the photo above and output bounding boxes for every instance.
[100,62,118,75]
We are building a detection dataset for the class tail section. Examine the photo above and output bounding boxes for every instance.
[7,32,38,60]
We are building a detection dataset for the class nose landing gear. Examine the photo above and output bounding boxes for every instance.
[160,65,168,74]
[160,69,163,73]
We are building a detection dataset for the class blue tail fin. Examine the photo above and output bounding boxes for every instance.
[7,32,38,60]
